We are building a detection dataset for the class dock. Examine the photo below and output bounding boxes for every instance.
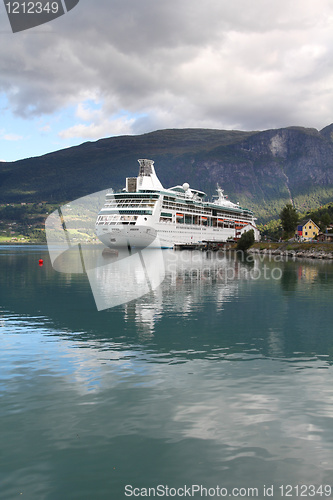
[174,240,234,251]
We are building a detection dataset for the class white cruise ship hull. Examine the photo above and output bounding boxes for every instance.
[96,223,236,249]
[96,225,159,248]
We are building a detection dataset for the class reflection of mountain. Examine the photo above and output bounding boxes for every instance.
[1,246,333,362]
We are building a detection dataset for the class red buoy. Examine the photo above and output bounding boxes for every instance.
[39,259,44,266]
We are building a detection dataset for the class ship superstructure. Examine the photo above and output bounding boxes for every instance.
[95,159,259,248]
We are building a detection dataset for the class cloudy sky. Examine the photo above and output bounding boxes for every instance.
[1,0,333,161]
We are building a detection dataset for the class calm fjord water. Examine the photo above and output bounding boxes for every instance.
[1,245,333,499]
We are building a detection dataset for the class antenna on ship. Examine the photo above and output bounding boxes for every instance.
[216,183,225,201]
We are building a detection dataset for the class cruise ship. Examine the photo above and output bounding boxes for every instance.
[95,159,259,248]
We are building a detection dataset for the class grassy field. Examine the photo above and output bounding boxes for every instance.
[252,241,333,253]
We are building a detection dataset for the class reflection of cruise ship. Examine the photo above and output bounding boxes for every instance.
[95,159,259,248]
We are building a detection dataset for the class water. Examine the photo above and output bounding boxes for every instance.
[1,245,333,499]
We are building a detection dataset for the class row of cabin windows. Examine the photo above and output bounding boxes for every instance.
[162,202,211,216]
[109,193,159,199]
[99,209,153,215]
[104,200,156,209]
[160,214,245,228]
[162,202,250,221]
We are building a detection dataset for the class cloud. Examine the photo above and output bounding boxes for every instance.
[59,114,136,139]
[0,0,333,138]
[2,133,23,141]
[39,124,51,132]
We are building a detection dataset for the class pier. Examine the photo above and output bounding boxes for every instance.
[173,240,235,251]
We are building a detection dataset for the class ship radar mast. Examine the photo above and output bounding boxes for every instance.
[214,183,238,208]
[216,184,225,202]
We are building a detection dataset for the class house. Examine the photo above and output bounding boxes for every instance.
[317,232,333,242]
[235,223,260,242]
[295,219,320,241]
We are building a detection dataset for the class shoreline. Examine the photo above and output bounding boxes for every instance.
[2,240,333,260]
[249,242,333,260]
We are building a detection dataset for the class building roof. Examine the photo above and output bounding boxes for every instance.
[297,219,320,229]
[318,232,333,239]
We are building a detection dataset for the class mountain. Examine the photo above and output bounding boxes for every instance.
[1,125,333,222]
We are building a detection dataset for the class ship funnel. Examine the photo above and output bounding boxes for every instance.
[138,159,154,176]
[137,159,164,191]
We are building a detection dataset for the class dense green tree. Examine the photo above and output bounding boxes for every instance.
[280,204,298,233]
[0,205,26,221]
[310,214,320,226]
[236,229,255,251]
[320,212,331,230]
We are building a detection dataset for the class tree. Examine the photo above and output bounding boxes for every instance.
[280,204,298,234]
[236,229,255,251]
[320,212,331,231]
[0,205,26,221]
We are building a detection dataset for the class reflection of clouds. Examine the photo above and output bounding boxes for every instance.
[26,324,331,466]
[2,313,333,488]
[172,381,281,443]
[168,359,333,482]
[1,319,152,396]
